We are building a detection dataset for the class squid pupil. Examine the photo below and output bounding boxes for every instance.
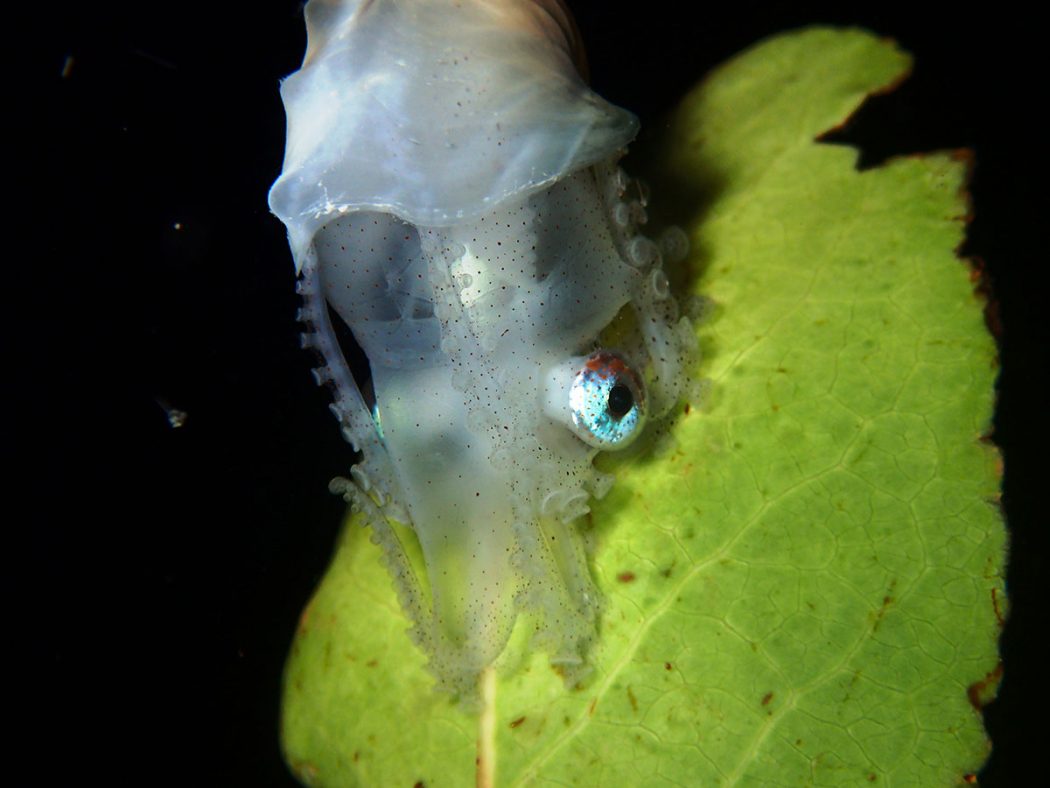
[607,383,633,420]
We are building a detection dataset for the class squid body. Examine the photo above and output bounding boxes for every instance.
[269,0,694,695]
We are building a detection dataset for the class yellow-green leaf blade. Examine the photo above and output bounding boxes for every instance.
[282,27,1004,787]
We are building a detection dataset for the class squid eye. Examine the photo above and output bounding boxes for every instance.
[543,351,646,450]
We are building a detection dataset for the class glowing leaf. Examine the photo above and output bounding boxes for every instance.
[282,28,1003,786]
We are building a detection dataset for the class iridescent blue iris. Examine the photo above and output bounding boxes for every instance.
[568,352,646,449]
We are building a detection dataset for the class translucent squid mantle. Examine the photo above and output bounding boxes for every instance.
[269,0,695,696]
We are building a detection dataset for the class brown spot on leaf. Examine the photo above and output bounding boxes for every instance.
[664,662,673,671]
[290,760,320,780]
[867,773,877,782]
[616,571,636,583]
[627,686,638,712]
[761,692,773,706]
[366,659,378,668]
[352,751,360,763]
[683,402,691,415]
[588,698,597,716]
[966,254,1001,337]
[963,774,977,784]
[967,662,1003,710]
[870,581,898,632]
[509,716,526,729]
[413,781,425,788]
[991,587,1005,628]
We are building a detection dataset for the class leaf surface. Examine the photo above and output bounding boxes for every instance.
[282,28,1004,787]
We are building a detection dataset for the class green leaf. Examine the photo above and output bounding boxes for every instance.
[282,28,1004,787]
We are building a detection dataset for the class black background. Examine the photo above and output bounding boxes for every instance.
[22,1,1043,784]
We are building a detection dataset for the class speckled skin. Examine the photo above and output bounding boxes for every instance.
[269,0,694,695]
